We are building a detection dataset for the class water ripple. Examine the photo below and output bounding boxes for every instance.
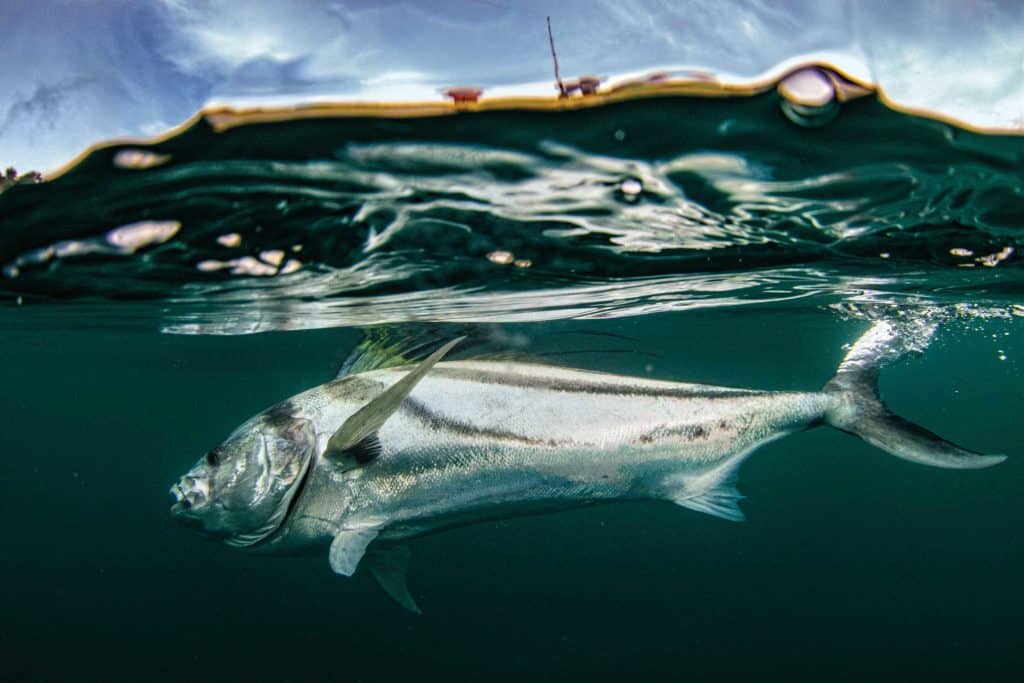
[1,85,1021,333]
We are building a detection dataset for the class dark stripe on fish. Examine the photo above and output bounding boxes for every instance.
[401,397,569,448]
[632,415,750,446]
[433,366,762,399]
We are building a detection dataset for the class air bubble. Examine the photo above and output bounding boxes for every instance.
[487,250,514,265]
[620,179,643,196]
[106,220,180,252]
[259,250,286,267]
[113,149,171,170]
[778,68,839,127]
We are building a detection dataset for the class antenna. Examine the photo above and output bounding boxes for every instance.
[547,16,566,97]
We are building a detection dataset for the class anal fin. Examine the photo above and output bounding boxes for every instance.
[367,545,421,614]
[670,472,746,522]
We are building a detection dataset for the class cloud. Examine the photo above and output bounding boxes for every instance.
[2,0,1023,172]
[1,79,88,132]
[855,0,1024,128]
[154,0,354,75]
[0,0,214,170]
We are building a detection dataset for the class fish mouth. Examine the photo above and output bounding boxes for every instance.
[170,476,209,519]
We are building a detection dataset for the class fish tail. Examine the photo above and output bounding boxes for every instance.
[822,321,1005,469]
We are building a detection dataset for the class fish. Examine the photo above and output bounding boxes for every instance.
[170,322,1005,612]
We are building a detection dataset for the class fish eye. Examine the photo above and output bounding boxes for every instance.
[205,448,222,466]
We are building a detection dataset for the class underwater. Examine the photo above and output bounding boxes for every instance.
[2,1,1023,679]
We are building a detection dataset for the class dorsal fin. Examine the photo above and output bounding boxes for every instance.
[324,337,463,461]
[336,324,656,378]
[336,327,461,377]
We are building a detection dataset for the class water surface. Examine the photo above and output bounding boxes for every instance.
[1,80,1021,678]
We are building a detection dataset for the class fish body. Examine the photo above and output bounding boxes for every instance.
[270,361,826,552]
[170,322,1004,610]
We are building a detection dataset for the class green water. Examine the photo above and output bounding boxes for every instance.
[2,308,1020,678]
[1,87,1022,677]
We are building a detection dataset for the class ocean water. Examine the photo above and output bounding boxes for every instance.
[2,80,1022,678]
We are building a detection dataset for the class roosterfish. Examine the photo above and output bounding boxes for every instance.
[170,322,1004,612]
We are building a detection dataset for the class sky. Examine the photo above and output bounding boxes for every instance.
[2,0,1023,173]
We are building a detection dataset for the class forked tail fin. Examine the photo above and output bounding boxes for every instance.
[823,321,1006,470]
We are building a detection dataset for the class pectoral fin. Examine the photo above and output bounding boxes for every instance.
[367,545,421,614]
[329,528,379,576]
[348,432,383,465]
[325,336,464,462]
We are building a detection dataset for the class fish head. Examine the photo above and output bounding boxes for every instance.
[170,402,316,547]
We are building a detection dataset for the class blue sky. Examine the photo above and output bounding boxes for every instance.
[2,0,1022,173]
